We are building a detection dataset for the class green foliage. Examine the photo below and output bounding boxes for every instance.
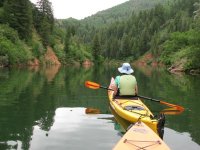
[82,0,172,28]
[0,0,5,7]
[150,29,169,57]
[68,36,92,62]
[92,34,101,63]
[31,41,45,58]
[53,35,92,64]
[0,55,8,66]
[88,3,170,60]
[0,24,20,43]
[33,0,54,46]
[185,47,200,69]
[0,24,33,65]
[64,26,76,54]
[172,46,200,69]
[3,0,32,40]
[160,29,200,69]
[0,7,3,23]
[0,0,55,67]
[194,0,200,19]
[53,44,66,64]
[64,31,70,54]
[0,0,199,70]
[0,37,32,65]
[57,0,174,62]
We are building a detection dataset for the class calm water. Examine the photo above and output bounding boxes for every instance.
[0,65,200,150]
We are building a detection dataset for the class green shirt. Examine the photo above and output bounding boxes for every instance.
[115,76,121,88]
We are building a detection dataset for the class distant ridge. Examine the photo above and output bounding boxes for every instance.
[81,0,173,27]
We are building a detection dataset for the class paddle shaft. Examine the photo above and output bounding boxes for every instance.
[137,95,160,103]
[85,80,184,111]
[99,86,161,103]
[138,95,183,109]
[100,86,114,91]
[102,86,182,109]
[100,85,172,105]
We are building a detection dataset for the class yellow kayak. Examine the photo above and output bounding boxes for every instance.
[113,121,170,150]
[108,77,164,136]
[110,105,170,150]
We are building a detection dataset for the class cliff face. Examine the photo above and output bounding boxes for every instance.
[133,53,200,75]
[27,47,61,66]
[44,47,61,65]
[133,53,163,67]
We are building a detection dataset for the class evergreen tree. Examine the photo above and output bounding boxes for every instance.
[121,33,131,57]
[0,0,5,7]
[194,0,200,19]
[34,0,54,46]
[3,0,32,40]
[0,1,4,23]
[36,0,54,31]
[92,34,101,63]
[64,30,71,55]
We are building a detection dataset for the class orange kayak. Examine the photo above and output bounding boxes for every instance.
[113,121,170,150]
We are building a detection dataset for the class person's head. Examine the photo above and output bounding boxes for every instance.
[118,63,134,74]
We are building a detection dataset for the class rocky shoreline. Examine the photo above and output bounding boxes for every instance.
[133,53,200,75]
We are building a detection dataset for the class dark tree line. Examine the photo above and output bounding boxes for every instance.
[1,0,200,69]
[69,0,200,68]
[1,0,54,46]
[33,0,54,46]
[0,0,55,66]
[3,0,32,40]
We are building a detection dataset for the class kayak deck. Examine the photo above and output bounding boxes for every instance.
[113,121,170,150]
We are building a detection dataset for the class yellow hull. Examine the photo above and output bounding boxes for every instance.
[113,121,170,150]
[108,77,159,135]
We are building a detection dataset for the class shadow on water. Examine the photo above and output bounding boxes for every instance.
[109,104,131,134]
[0,64,200,149]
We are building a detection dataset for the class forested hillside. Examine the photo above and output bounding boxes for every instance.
[96,0,200,73]
[60,0,200,73]
[82,0,173,27]
[0,0,55,66]
[0,0,200,74]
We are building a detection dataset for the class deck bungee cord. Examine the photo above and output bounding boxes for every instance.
[123,138,162,150]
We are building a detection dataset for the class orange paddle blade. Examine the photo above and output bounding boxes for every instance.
[85,108,101,114]
[160,101,184,112]
[85,81,100,89]
[160,107,184,115]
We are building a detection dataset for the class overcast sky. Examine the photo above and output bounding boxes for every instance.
[30,0,129,20]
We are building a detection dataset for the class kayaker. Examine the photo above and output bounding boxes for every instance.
[114,63,138,96]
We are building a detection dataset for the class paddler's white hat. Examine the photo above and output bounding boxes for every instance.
[118,63,134,74]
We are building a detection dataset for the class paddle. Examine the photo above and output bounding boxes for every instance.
[85,81,113,90]
[85,108,101,114]
[159,107,184,115]
[85,81,184,112]
[136,95,184,111]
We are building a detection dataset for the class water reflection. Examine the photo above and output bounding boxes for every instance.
[164,128,200,150]
[44,65,61,82]
[109,105,131,134]
[30,107,118,150]
[0,66,111,150]
[0,65,200,150]
[134,66,200,145]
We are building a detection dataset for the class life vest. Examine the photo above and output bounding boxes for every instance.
[119,75,137,96]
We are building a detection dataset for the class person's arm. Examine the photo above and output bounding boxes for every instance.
[114,76,120,96]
